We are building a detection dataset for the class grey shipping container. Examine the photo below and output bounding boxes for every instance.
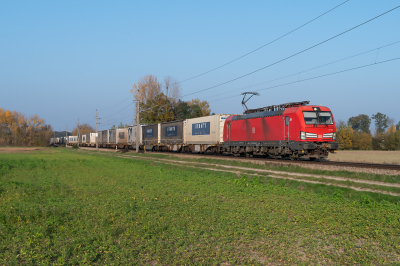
[101,130,108,144]
[85,133,90,144]
[160,120,184,144]
[128,125,142,144]
[108,129,116,144]
[142,124,160,144]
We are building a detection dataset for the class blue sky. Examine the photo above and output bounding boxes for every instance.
[1,0,399,132]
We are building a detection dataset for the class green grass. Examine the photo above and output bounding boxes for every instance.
[108,151,400,183]
[98,150,400,204]
[1,149,400,264]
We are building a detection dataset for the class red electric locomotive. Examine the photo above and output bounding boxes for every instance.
[222,101,338,160]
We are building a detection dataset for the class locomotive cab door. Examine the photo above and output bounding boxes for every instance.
[284,115,294,142]
[227,122,231,145]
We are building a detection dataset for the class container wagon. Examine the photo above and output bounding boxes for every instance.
[159,120,184,151]
[128,125,142,148]
[116,128,128,148]
[142,124,160,151]
[184,114,231,153]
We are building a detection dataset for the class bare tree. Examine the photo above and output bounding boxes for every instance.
[130,75,161,104]
[163,76,181,105]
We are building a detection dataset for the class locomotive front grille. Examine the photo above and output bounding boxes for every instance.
[305,132,317,138]
[323,133,333,138]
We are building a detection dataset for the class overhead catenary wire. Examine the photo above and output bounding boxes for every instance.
[209,57,400,103]
[178,0,350,84]
[182,5,400,98]
[90,57,400,129]
[119,41,400,116]
[100,102,134,120]
[203,40,400,99]
[97,96,132,111]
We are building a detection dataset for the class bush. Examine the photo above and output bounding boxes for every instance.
[337,126,353,150]
[352,131,372,150]
[382,131,400,150]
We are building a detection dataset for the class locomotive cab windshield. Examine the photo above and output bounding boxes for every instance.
[303,111,333,125]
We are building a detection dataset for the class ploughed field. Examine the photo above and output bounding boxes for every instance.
[329,150,400,165]
[1,148,400,265]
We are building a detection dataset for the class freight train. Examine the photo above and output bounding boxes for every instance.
[63,101,338,160]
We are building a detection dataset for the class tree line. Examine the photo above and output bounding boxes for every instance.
[130,75,212,124]
[0,108,53,146]
[337,112,400,150]
[69,75,213,134]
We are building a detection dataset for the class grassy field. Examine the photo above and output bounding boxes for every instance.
[1,148,400,264]
[329,150,400,164]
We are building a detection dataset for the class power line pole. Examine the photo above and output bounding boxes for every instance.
[96,110,99,150]
[136,101,139,153]
[66,124,68,147]
[77,118,80,148]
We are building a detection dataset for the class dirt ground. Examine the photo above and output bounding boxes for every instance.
[329,150,400,165]
[0,147,47,153]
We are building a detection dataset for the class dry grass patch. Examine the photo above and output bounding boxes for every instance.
[329,150,400,164]
[0,147,47,153]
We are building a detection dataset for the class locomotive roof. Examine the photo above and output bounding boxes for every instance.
[233,110,285,121]
[232,104,330,121]
[244,101,309,114]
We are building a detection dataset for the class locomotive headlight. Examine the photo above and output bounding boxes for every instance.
[300,131,306,140]
[333,132,336,140]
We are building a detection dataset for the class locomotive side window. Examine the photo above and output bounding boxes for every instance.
[303,111,333,125]
[285,116,289,125]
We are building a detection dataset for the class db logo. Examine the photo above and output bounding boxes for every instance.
[318,135,322,138]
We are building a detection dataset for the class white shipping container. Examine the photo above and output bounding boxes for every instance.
[128,125,143,144]
[185,114,231,145]
[90,133,97,144]
[68,136,74,144]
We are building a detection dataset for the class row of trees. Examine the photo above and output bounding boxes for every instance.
[337,113,400,150]
[0,108,53,146]
[130,75,211,124]
[69,75,212,133]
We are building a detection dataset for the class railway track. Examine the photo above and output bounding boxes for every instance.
[77,147,400,172]
[148,151,400,171]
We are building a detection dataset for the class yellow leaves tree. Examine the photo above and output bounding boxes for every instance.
[0,108,52,146]
[387,125,396,135]
[337,126,353,150]
[130,75,161,104]
[187,98,211,117]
